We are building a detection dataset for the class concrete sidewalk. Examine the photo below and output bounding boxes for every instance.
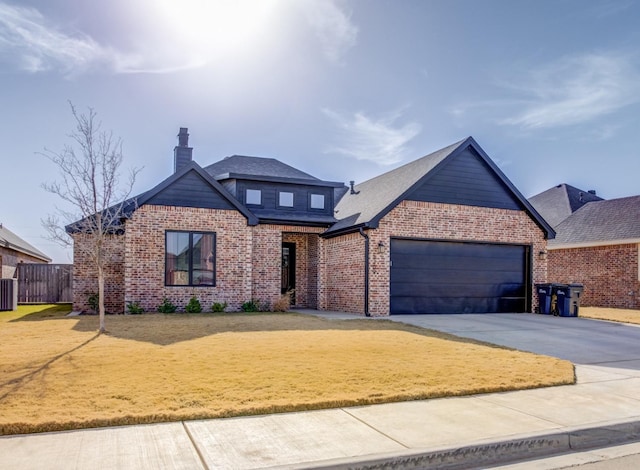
[1,363,640,469]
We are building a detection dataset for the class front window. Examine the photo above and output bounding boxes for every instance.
[165,231,216,286]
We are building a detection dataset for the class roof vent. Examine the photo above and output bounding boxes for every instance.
[349,181,360,195]
[588,190,596,195]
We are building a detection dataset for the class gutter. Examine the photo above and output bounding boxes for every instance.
[358,228,371,317]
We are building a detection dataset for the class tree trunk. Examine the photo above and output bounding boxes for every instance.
[98,265,106,334]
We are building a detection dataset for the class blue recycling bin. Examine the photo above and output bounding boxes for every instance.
[555,284,584,317]
[536,283,554,314]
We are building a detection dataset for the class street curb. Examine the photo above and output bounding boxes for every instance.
[278,419,640,470]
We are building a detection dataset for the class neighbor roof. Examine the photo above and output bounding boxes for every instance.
[549,195,640,248]
[205,155,319,181]
[327,137,554,238]
[528,183,603,227]
[0,224,51,262]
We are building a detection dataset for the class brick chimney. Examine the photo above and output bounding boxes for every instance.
[174,127,192,173]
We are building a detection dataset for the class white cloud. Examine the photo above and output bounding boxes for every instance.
[501,53,640,130]
[303,0,358,64]
[0,3,113,74]
[323,108,422,165]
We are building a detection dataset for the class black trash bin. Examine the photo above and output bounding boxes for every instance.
[535,283,554,314]
[556,283,584,317]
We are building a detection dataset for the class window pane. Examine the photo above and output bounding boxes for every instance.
[310,194,325,209]
[246,189,261,205]
[166,232,189,285]
[279,192,294,207]
[192,233,215,286]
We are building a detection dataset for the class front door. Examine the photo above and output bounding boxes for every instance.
[281,243,296,303]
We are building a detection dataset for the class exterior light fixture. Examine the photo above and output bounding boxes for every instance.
[378,241,385,254]
[539,250,548,260]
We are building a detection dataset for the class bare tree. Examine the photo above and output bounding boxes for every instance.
[42,102,140,333]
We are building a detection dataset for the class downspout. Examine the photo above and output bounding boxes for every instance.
[358,228,371,317]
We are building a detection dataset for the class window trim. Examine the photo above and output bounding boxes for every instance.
[165,230,216,287]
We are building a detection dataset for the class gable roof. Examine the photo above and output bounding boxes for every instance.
[128,162,259,225]
[0,224,51,262]
[326,137,554,238]
[67,162,258,233]
[205,155,319,182]
[549,195,640,248]
[528,183,603,227]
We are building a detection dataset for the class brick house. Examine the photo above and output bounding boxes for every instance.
[69,129,554,315]
[0,224,51,278]
[530,186,640,309]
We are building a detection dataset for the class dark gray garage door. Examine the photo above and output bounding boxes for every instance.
[390,239,530,314]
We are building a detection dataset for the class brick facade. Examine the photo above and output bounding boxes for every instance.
[72,233,125,313]
[72,205,326,313]
[72,201,549,315]
[324,201,549,316]
[124,205,252,313]
[548,244,640,309]
[322,232,366,314]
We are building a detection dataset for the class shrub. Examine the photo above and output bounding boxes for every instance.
[157,297,177,313]
[126,301,144,314]
[87,293,99,312]
[210,302,228,313]
[185,296,203,313]
[241,299,261,312]
[272,290,293,312]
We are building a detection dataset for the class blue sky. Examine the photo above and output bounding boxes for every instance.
[1,0,639,263]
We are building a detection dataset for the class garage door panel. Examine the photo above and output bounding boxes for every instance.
[391,269,523,285]
[391,281,524,298]
[390,239,529,314]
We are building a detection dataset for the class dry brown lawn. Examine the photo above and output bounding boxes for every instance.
[0,305,574,435]
[580,307,640,324]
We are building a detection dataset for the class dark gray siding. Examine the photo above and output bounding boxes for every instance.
[407,147,522,210]
[146,172,236,210]
[236,180,334,217]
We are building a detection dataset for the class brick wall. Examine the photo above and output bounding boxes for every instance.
[322,232,366,314]
[253,225,323,309]
[124,205,253,312]
[549,244,640,309]
[72,233,125,313]
[325,201,549,316]
[0,247,48,278]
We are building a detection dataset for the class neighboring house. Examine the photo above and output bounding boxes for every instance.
[545,196,639,309]
[69,129,554,315]
[0,223,51,278]
[528,183,603,227]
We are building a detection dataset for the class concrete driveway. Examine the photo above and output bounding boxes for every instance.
[389,313,640,367]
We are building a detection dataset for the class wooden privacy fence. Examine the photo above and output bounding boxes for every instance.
[17,264,73,303]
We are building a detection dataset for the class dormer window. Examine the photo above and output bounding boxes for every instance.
[279,191,294,208]
[246,189,262,205]
[310,194,325,210]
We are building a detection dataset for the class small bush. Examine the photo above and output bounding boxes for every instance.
[88,293,99,312]
[126,301,144,314]
[241,299,261,312]
[272,290,293,312]
[210,302,228,313]
[185,296,203,313]
[157,297,177,313]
